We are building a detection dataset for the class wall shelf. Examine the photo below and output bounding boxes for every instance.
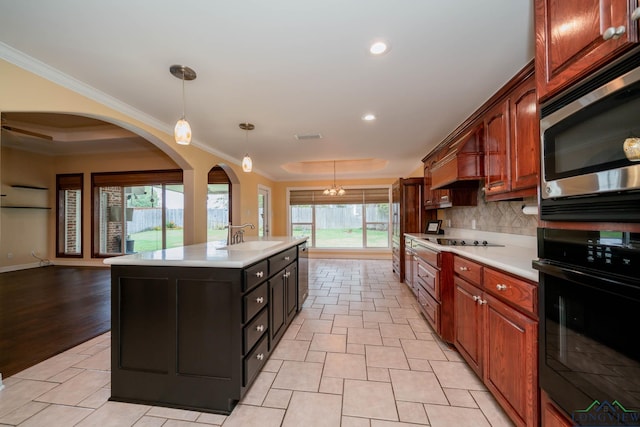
[1,206,51,210]
[10,185,48,190]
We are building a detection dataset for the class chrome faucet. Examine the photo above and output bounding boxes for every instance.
[227,222,255,245]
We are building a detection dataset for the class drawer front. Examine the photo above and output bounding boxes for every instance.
[243,282,268,322]
[243,334,268,387]
[244,260,268,291]
[243,307,268,354]
[414,243,439,267]
[416,259,440,300]
[484,268,536,315]
[418,288,440,333]
[269,247,297,274]
[454,256,482,286]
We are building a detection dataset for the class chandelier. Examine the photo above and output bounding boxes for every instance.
[323,160,346,196]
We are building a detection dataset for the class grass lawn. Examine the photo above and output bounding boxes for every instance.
[130,228,388,251]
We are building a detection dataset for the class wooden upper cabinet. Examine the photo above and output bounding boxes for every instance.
[535,0,640,101]
[484,99,511,197]
[510,77,539,193]
[484,72,539,202]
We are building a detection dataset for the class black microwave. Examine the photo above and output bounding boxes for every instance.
[540,52,640,223]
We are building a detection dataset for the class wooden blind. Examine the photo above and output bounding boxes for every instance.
[57,173,83,190]
[290,188,389,206]
[92,169,183,187]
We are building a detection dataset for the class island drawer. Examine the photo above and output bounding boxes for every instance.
[243,334,269,387]
[243,282,268,322]
[269,247,297,273]
[244,260,268,291]
[243,307,268,354]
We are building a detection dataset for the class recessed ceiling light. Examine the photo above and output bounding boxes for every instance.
[369,41,389,55]
[362,113,376,121]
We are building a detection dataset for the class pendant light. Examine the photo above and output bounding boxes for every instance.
[170,65,197,145]
[323,160,346,196]
[239,122,254,172]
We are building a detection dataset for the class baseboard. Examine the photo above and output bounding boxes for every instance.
[0,262,44,274]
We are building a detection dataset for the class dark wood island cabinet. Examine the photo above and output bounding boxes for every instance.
[106,239,307,415]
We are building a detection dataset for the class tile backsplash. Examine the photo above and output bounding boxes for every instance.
[437,193,538,236]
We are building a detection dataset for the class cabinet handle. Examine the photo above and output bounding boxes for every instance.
[473,295,480,302]
[603,25,626,40]
[256,324,265,332]
[284,271,291,278]
[440,195,449,200]
[256,296,264,304]
[632,7,640,21]
[496,284,507,291]
[478,299,487,305]
[255,271,264,278]
[284,256,290,261]
[256,353,264,361]
[459,266,470,271]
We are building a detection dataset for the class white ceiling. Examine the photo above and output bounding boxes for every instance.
[0,0,535,181]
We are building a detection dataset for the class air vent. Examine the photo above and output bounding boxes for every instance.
[294,133,323,141]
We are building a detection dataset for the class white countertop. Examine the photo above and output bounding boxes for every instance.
[405,229,539,282]
[103,236,308,268]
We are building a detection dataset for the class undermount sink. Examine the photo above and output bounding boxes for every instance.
[220,240,283,251]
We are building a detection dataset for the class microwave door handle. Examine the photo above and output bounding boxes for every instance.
[533,260,639,295]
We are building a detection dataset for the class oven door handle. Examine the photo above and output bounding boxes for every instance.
[533,259,640,299]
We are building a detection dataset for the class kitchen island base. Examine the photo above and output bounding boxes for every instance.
[109,242,303,414]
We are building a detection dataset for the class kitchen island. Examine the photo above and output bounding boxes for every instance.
[103,237,308,414]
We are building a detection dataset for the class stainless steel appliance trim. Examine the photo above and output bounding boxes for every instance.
[540,65,640,199]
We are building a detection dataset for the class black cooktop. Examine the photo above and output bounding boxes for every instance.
[424,237,504,247]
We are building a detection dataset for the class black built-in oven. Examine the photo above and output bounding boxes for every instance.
[533,228,640,425]
[539,51,640,223]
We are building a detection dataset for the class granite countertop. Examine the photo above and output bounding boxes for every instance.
[405,229,538,282]
[103,236,308,268]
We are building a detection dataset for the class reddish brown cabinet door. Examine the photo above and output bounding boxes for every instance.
[541,391,574,427]
[535,0,640,101]
[484,99,510,197]
[453,276,483,377]
[509,77,539,194]
[484,294,538,427]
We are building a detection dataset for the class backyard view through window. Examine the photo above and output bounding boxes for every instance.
[92,170,183,256]
[290,187,390,249]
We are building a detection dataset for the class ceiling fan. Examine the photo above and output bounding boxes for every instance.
[1,118,53,141]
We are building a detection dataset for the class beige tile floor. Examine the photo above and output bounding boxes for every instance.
[0,259,515,426]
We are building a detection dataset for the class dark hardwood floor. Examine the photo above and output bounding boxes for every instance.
[0,266,111,378]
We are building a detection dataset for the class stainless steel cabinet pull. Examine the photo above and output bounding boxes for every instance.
[632,7,640,21]
[284,256,290,261]
[496,284,507,291]
[255,271,264,278]
[478,299,487,305]
[256,297,264,304]
[256,324,265,332]
[459,266,470,271]
[473,295,480,302]
[256,353,264,360]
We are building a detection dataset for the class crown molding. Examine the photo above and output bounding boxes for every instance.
[0,42,248,172]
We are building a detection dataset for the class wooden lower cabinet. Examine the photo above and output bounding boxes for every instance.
[541,391,574,427]
[453,255,539,427]
[454,276,483,376]
[484,293,538,427]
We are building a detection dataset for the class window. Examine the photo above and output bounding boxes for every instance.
[92,170,183,257]
[207,166,231,242]
[56,174,83,257]
[290,187,390,249]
